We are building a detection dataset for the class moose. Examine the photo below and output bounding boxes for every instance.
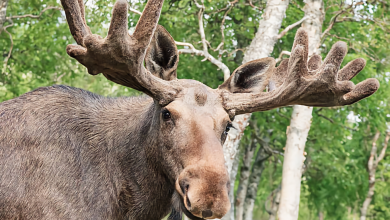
[0,0,379,219]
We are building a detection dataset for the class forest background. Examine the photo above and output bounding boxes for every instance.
[0,0,389,219]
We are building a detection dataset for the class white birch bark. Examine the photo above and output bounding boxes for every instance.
[278,1,324,220]
[243,145,270,220]
[0,0,9,32]
[221,1,290,220]
[268,185,281,220]
[360,132,390,220]
[222,113,250,220]
[235,139,256,220]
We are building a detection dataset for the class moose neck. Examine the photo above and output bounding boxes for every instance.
[99,96,173,219]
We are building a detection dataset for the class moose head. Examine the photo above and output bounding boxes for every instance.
[60,0,379,219]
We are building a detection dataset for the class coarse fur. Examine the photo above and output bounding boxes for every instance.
[0,81,230,220]
[0,85,167,219]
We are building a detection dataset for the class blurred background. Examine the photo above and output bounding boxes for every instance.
[0,0,389,219]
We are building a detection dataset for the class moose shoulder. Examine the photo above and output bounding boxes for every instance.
[0,0,379,219]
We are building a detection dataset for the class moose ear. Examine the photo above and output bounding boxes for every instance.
[145,25,179,81]
[218,57,276,93]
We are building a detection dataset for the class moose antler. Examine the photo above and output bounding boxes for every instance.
[219,28,379,116]
[61,0,180,105]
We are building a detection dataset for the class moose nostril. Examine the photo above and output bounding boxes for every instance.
[202,210,213,218]
[180,181,189,195]
[185,184,189,192]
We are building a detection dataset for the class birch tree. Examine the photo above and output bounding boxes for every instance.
[360,132,390,220]
[231,1,291,219]
[278,0,325,219]
[0,0,8,31]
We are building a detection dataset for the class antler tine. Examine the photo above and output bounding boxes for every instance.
[61,0,180,105]
[220,28,379,116]
[133,0,164,50]
[61,0,91,46]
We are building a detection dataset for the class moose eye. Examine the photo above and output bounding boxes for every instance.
[162,109,171,121]
[221,122,233,143]
[225,122,233,134]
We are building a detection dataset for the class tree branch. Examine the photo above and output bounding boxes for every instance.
[275,51,291,63]
[179,48,230,80]
[214,0,238,62]
[194,0,208,53]
[316,111,358,131]
[320,8,349,40]
[7,6,61,19]
[368,132,380,172]
[360,130,383,220]
[376,132,390,167]
[248,0,261,10]
[277,16,308,39]
[2,18,13,74]
[175,41,196,50]
[129,7,142,16]
[128,3,231,80]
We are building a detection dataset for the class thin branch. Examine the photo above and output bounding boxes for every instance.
[376,132,390,166]
[2,5,62,74]
[368,131,380,171]
[321,4,353,40]
[2,19,13,74]
[275,51,291,63]
[248,0,260,10]
[317,113,334,123]
[325,33,350,41]
[7,6,61,19]
[277,16,308,39]
[316,111,358,131]
[208,3,230,16]
[179,48,230,80]
[193,0,207,53]
[129,7,142,16]
[276,111,291,121]
[222,48,245,57]
[325,3,343,11]
[127,2,231,81]
[338,16,390,34]
[213,42,224,52]
[217,0,237,61]
[175,41,196,50]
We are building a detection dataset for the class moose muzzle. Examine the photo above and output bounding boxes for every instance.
[175,162,231,219]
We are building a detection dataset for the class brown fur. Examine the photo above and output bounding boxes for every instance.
[0,81,231,220]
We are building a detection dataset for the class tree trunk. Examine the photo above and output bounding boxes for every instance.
[243,0,290,63]
[221,1,290,220]
[235,139,257,220]
[360,132,390,220]
[0,0,9,32]
[278,2,325,219]
[318,211,324,220]
[267,185,281,220]
[222,113,251,220]
[243,141,271,220]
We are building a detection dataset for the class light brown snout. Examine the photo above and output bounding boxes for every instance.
[176,163,231,219]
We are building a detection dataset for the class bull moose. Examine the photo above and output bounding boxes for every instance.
[0,0,379,219]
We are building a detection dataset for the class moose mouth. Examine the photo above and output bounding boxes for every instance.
[179,197,205,220]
